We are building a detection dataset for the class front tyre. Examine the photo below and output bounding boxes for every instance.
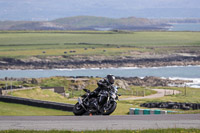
[73,102,86,116]
[102,101,117,115]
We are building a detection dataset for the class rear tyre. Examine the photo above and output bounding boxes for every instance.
[102,101,117,115]
[73,102,86,116]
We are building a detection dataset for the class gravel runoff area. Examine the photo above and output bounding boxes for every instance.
[0,114,199,131]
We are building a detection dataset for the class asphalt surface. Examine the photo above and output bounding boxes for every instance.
[0,114,200,131]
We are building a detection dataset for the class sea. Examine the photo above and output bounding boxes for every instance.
[0,23,200,88]
[95,23,200,31]
[168,23,200,31]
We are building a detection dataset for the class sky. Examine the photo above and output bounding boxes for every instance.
[0,0,200,21]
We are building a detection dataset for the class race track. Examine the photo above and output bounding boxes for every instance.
[0,114,200,131]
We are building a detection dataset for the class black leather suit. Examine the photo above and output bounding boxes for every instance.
[89,78,111,105]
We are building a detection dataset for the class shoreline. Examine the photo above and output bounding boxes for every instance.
[1,62,200,70]
[1,55,200,70]
[1,65,200,71]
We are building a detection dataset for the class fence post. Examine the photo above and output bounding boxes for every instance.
[185,85,187,96]
[5,77,8,96]
[10,78,13,96]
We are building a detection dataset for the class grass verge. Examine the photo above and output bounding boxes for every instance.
[7,87,76,104]
[118,86,200,114]
[5,85,200,115]
[0,101,73,116]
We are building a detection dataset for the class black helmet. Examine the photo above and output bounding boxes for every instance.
[107,74,115,84]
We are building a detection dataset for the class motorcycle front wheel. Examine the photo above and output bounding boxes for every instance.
[73,102,86,116]
[102,101,117,115]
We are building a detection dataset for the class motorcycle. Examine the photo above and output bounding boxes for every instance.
[73,85,120,115]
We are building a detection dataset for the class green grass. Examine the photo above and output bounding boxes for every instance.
[39,77,100,98]
[0,31,200,58]
[118,86,157,96]
[39,77,158,98]
[1,31,200,46]
[7,87,76,104]
[0,101,73,116]
[4,77,200,115]
[1,76,156,98]
[0,129,200,133]
[8,85,200,115]
[0,80,35,88]
[4,86,131,115]
[118,86,200,115]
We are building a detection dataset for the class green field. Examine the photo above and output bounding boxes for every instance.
[1,31,200,116]
[1,31,200,46]
[2,76,200,115]
[5,85,200,115]
[4,76,156,99]
[0,31,200,58]
[2,86,200,115]
[117,86,200,115]
[0,101,73,116]
[7,87,76,104]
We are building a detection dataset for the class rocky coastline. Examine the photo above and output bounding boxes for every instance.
[0,55,200,70]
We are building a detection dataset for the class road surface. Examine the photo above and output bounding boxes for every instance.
[0,114,199,131]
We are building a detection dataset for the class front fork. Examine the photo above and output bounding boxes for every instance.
[78,97,87,111]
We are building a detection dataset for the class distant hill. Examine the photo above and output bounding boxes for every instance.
[1,16,200,31]
[52,16,167,30]
[0,16,169,31]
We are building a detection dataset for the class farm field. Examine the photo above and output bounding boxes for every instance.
[0,31,200,58]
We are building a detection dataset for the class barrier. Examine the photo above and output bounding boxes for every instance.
[129,108,171,115]
[140,102,200,110]
[0,95,74,112]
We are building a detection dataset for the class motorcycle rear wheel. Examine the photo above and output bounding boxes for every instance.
[73,102,86,116]
[102,101,117,115]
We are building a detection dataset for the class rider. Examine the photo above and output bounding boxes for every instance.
[89,74,115,106]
